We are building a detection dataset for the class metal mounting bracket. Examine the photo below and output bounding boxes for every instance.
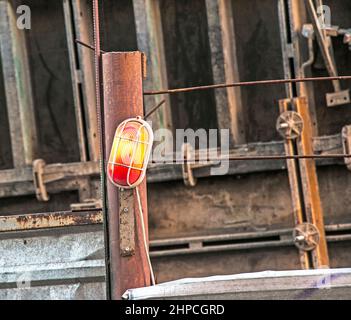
[326,89,350,107]
[342,125,351,171]
[119,188,135,257]
[32,159,65,202]
[181,143,218,187]
[306,1,350,107]
[70,199,102,212]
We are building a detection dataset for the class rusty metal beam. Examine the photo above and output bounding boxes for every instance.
[102,52,151,299]
[280,97,329,269]
[1,209,351,259]
[295,97,329,268]
[0,210,102,232]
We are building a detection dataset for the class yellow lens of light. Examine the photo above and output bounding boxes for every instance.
[108,119,152,188]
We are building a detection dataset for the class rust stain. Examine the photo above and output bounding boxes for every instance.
[0,210,103,232]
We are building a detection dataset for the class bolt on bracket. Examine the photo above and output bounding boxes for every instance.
[119,188,135,257]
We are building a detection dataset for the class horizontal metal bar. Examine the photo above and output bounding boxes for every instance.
[150,153,351,164]
[0,210,102,233]
[151,228,292,247]
[150,239,294,258]
[1,209,351,257]
[0,133,344,196]
[148,133,343,182]
[144,75,351,96]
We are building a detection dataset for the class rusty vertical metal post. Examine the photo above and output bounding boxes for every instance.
[279,97,329,269]
[102,52,151,299]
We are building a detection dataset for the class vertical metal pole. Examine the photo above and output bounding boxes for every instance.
[92,0,111,300]
[102,52,151,299]
[279,97,329,269]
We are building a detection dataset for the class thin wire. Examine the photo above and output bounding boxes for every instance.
[144,100,166,120]
[149,153,351,164]
[144,75,351,96]
[75,39,106,53]
[93,0,111,300]
[72,40,351,98]
[136,186,156,286]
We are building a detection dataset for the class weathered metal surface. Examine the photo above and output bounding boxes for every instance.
[102,52,151,299]
[119,189,136,257]
[0,210,102,232]
[276,111,304,140]
[280,97,329,268]
[278,0,318,134]
[205,0,245,145]
[0,133,345,201]
[0,283,106,300]
[132,0,172,132]
[293,223,320,251]
[124,269,351,300]
[0,0,38,167]
[296,97,329,267]
[0,260,105,286]
[71,0,99,162]
[1,223,351,299]
[306,0,347,107]
[342,125,351,170]
[0,161,99,200]
[63,0,88,162]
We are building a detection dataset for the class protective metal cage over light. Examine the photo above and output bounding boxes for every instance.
[107,117,154,189]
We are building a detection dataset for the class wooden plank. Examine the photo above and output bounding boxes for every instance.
[0,0,37,167]
[132,0,172,132]
[206,0,245,145]
[71,0,99,161]
[63,0,87,162]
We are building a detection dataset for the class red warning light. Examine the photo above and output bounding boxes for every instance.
[107,117,153,188]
